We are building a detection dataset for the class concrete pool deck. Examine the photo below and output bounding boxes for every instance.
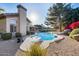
[16,34,65,56]
[19,34,64,51]
[16,36,79,56]
[19,36,40,51]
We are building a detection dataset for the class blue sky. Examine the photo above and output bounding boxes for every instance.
[0,3,79,25]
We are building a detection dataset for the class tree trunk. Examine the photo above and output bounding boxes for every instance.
[59,16,62,32]
[56,16,62,32]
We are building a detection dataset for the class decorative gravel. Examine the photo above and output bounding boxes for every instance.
[47,36,79,56]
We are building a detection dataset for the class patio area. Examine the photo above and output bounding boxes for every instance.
[16,36,79,56]
[0,38,21,56]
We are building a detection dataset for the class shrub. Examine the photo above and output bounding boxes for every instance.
[27,44,47,56]
[1,33,12,40]
[30,32,35,35]
[73,34,79,41]
[15,33,22,38]
[26,31,30,35]
[69,28,79,38]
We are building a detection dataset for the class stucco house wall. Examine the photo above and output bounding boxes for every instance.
[0,18,6,32]
[0,5,31,36]
[17,5,27,35]
[27,22,32,32]
[6,16,18,33]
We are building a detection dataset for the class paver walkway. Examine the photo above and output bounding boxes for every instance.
[0,38,21,56]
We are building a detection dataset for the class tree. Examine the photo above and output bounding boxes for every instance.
[46,3,71,32]
[63,7,79,27]
[0,8,4,14]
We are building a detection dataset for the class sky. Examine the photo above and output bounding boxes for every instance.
[0,3,79,25]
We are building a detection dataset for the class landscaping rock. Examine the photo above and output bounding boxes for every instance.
[73,34,79,41]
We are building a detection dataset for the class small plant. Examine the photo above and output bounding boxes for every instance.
[15,33,23,43]
[73,34,79,41]
[1,33,12,40]
[69,28,79,38]
[26,31,30,35]
[15,33,22,38]
[27,44,47,56]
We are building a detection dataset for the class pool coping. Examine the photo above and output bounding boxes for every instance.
[19,34,65,51]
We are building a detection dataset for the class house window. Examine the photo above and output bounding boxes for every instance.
[10,24,16,33]
[10,19,16,33]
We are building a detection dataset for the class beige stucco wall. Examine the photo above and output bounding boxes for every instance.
[5,5,31,35]
[18,7,27,35]
[6,16,31,36]
[6,17,18,33]
[26,22,32,32]
[6,16,31,35]
[0,18,6,32]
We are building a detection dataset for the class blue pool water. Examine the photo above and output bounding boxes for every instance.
[34,32,57,40]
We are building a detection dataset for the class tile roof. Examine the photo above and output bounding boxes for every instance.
[0,13,18,18]
[0,13,31,23]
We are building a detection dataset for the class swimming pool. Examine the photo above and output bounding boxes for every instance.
[34,32,57,40]
[20,32,64,51]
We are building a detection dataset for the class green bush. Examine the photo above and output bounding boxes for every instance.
[26,31,30,35]
[27,44,47,56]
[15,33,22,38]
[72,34,79,41]
[1,33,12,40]
[69,28,79,38]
